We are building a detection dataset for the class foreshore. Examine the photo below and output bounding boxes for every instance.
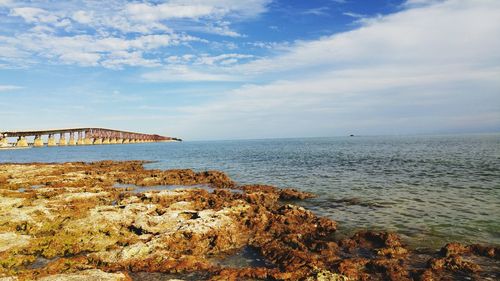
[0,161,498,281]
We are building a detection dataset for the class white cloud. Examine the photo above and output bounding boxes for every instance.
[303,7,330,16]
[246,41,291,50]
[10,7,53,23]
[2,0,499,138]
[142,65,238,82]
[0,0,271,68]
[0,0,12,6]
[158,0,500,139]
[0,85,22,92]
[101,51,160,69]
[59,52,100,66]
[343,12,365,18]
[204,21,243,37]
[145,0,500,84]
[72,10,92,24]
[143,52,256,81]
[6,0,271,35]
[0,32,203,68]
[163,53,254,68]
[237,0,500,75]
[196,53,254,65]
[126,3,216,21]
[167,0,272,19]
[10,7,72,28]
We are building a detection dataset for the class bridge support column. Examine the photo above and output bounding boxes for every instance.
[47,134,56,147]
[0,137,7,146]
[84,137,93,145]
[110,138,117,144]
[93,138,102,145]
[123,139,130,144]
[59,134,67,146]
[34,135,44,147]
[68,133,76,146]
[77,133,85,145]
[16,136,28,147]
[117,138,124,144]
[103,138,110,144]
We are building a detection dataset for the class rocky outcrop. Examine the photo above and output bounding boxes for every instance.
[0,161,498,280]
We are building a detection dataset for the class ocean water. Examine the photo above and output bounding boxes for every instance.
[1,134,499,249]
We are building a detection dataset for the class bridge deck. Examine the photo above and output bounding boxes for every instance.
[1,127,154,136]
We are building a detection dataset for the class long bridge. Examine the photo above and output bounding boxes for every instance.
[0,128,181,147]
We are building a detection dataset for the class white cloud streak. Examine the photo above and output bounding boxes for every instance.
[303,7,330,16]
[126,3,216,21]
[0,85,22,92]
[1,31,202,68]
[142,65,238,82]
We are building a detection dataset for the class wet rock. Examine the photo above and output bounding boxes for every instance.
[240,185,315,200]
[440,242,470,257]
[279,188,316,200]
[470,244,499,259]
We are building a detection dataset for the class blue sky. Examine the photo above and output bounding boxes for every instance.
[0,0,499,140]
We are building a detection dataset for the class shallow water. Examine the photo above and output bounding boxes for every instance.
[1,134,499,249]
[211,246,275,269]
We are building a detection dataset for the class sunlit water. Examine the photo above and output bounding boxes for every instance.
[1,134,499,249]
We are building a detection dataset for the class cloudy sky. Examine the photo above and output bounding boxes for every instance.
[0,0,499,140]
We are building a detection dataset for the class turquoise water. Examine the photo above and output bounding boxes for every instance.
[1,134,499,249]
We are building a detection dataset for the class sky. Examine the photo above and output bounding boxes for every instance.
[0,0,499,140]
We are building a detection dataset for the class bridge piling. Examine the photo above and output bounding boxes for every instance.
[77,132,85,145]
[34,135,44,147]
[68,132,76,146]
[59,133,67,146]
[48,134,57,147]
[83,130,92,145]
[16,136,28,147]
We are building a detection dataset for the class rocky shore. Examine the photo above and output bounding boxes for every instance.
[0,161,498,280]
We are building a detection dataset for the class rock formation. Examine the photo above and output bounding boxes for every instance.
[0,161,497,280]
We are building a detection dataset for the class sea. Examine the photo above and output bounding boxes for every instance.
[1,133,499,250]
